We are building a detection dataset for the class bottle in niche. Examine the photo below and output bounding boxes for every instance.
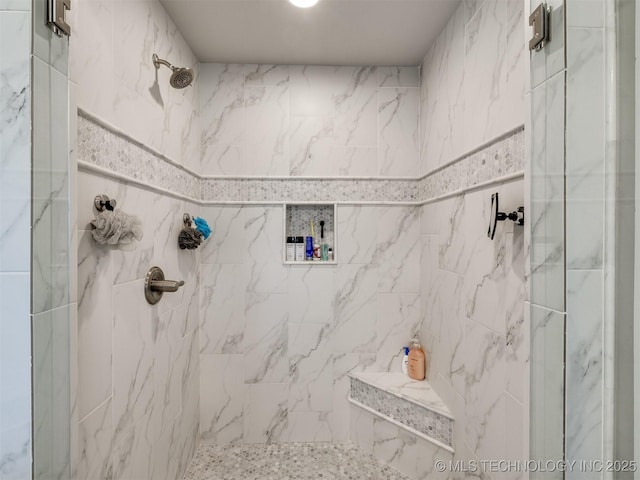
[295,236,305,261]
[407,339,426,381]
[286,236,295,262]
[305,236,314,261]
[328,248,334,261]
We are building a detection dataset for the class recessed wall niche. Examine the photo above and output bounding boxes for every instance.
[283,204,337,264]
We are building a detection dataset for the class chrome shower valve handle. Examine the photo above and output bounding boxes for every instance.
[144,266,184,304]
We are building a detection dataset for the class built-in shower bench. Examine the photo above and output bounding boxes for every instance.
[348,372,454,453]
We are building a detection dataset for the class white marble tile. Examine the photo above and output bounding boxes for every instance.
[420,4,465,173]
[566,27,604,270]
[370,417,453,480]
[32,305,71,480]
[506,297,528,405]
[463,0,506,151]
[243,294,288,384]
[529,305,564,465]
[566,0,604,27]
[243,384,288,444]
[150,415,182,480]
[332,264,378,353]
[424,270,464,393]
[77,399,113,480]
[244,206,288,294]
[287,412,333,443]
[566,270,602,478]
[464,319,506,462]
[289,116,334,176]
[201,145,244,176]
[112,279,155,442]
[377,88,419,177]
[32,56,70,314]
[333,67,378,147]
[244,86,289,175]
[530,72,565,312]
[505,394,527,480]
[0,273,31,480]
[112,409,154,480]
[288,323,333,413]
[375,294,420,372]
[0,12,30,273]
[178,331,200,467]
[377,206,420,293]
[377,67,420,88]
[77,230,113,419]
[331,146,377,177]
[331,352,376,442]
[199,64,245,167]
[420,203,440,236]
[289,65,341,89]
[0,0,30,10]
[336,205,378,265]
[200,206,245,265]
[68,0,114,122]
[287,266,334,324]
[289,84,335,117]
[244,64,290,86]
[200,263,245,354]
[199,354,244,444]
[153,309,183,435]
[349,405,374,453]
[175,253,200,339]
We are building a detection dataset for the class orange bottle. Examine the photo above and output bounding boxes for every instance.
[407,339,426,381]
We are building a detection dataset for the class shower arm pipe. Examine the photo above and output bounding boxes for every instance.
[153,54,174,71]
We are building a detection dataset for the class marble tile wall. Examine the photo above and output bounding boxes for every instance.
[416,2,529,478]
[29,0,78,476]
[69,1,204,478]
[75,171,201,480]
[0,7,32,479]
[198,203,421,444]
[199,64,420,178]
[350,405,453,480]
[68,0,200,173]
[419,0,526,176]
[525,0,568,474]
[419,179,528,476]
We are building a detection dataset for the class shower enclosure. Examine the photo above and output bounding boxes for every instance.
[530,0,636,477]
[1,0,640,478]
[0,0,73,477]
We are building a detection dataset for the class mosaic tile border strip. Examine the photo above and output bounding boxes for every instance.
[200,177,418,203]
[349,377,453,448]
[77,113,201,201]
[419,127,525,200]
[77,113,523,205]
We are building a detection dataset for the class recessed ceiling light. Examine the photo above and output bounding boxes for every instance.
[289,0,319,8]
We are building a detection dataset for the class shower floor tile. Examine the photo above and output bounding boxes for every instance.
[182,442,409,480]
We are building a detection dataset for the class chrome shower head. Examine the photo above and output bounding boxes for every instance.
[152,53,194,89]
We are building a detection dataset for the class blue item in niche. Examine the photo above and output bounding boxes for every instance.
[194,217,211,239]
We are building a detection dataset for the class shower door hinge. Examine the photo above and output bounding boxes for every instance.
[529,3,549,52]
[47,0,71,37]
